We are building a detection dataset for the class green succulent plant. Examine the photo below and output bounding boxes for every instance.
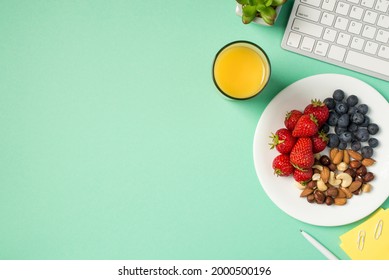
[236,0,287,25]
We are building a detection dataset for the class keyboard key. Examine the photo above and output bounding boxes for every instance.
[363,10,378,24]
[314,41,329,56]
[292,18,324,37]
[349,21,363,34]
[347,0,360,3]
[286,32,302,48]
[376,29,389,43]
[361,0,375,8]
[297,4,322,22]
[328,45,347,61]
[323,28,337,41]
[374,0,389,11]
[350,6,364,20]
[362,25,377,39]
[301,0,322,7]
[346,51,389,76]
[377,14,389,28]
[335,16,349,30]
[322,0,337,11]
[364,41,379,54]
[351,36,365,50]
[336,2,351,14]
[337,32,352,45]
[378,45,389,59]
[321,12,335,25]
[301,36,315,51]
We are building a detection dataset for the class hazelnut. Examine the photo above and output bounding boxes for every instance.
[363,172,375,182]
[307,194,315,203]
[314,190,326,204]
[319,155,331,166]
[328,163,337,172]
[355,176,364,183]
[306,180,317,189]
[325,196,334,206]
[356,165,367,176]
[326,187,339,198]
[344,168,356,178]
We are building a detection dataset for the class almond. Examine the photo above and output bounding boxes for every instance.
[337,188,347,198]
[349,160,362,169]
[343,149,350,164]
[300,188,314,197]
[330,148,339,161]
[341,187,353,199]
[332,150,344,165]
[361,158,376,167]
[347,149,363,161]
[334,197,347,206]
[321,166,330,183]
[348,181,362,193]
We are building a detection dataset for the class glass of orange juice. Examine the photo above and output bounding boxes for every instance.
[212,41,271,100]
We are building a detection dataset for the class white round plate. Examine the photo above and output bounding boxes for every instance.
[253,74,389,226]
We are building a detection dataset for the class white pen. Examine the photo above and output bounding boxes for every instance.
[300,229,338,260]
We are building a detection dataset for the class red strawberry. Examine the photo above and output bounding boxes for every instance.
[272,154,294,176]
[284,110,303,131]
[292,114,319,137]
[293,168,313,184]
[304,99,329,127]
[290,137,314,170]
[311,131,329,153]
[269,128,297,154]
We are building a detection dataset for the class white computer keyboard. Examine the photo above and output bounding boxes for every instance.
[281,0,389,81]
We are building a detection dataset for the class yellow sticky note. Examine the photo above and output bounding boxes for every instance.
[340,208,389,260]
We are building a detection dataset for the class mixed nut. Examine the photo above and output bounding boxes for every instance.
[297,148,375,206]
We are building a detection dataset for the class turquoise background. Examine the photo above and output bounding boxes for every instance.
[0,0,388,260]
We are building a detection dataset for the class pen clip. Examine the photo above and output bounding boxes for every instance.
[357,230,366,251]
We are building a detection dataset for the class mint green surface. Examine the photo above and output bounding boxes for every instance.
[0,1,388,260]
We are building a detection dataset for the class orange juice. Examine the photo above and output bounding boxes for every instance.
[213,41,271,99]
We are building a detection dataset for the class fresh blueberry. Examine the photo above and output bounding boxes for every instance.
[339,131,353,143]
[338,142,348,150]
[351,140,361,151]
[354,128,370,142]
[348,123,358,132]
[361,146,374,158]
[351,112,365,124]
[337,113,350,127]
[368,137,379,148]
[357,104,369,114]
[321,123,330,133]
[348,106,358,115]
[346,95,359,107]
[327,111,339,126]
[367,123,379,135]
[323,97,336,110]
[335,125,347,135]
[335,102,349,114]
[359,115,370,127]
[327,133,340,148]
[333,89,345,101]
